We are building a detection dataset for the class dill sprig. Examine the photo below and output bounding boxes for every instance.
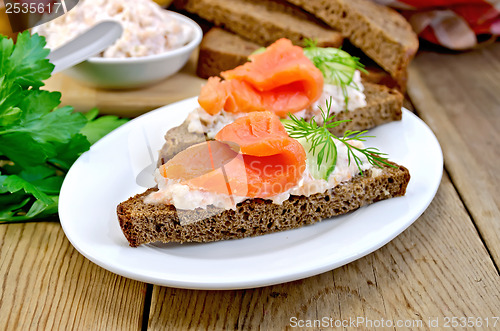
[284,98,396,176]
[303,39,367,111]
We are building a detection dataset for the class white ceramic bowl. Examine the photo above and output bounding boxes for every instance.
[63,12,202,89]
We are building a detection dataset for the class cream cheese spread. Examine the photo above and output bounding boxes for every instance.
[186,108,246,139]
[144,175,247,210]
[306,70,366,121]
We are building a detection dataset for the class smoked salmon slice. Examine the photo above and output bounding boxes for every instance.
[159,112,306,199]
[198,38,324,118]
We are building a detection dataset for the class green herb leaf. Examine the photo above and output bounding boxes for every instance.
[249,47,267,58]
[19,165,57,182]
[83,108,99,121]
[26,196,58,218]
[2,174,54,206]
[80,114,128,144]
[0,37,14,76]
[2,106,87,144]
[0,76,23,126]
[303,41,367,110]
[0,195,31,220]
[48,133,91,171]
[6,32,53,89]
[0,132,53,167]
[284,97,396,177]
[0,32,127,223]
[18,89,62,122]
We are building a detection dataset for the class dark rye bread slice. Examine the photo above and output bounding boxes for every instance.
[285,0,418,82]
[117,162,410,247]
[196,28,261,79]
[174,0,343,48]
[156,82,403,166]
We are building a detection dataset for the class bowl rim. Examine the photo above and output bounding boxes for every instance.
[85,11,203,64]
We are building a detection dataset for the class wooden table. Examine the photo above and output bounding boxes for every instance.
[1,43,499,330]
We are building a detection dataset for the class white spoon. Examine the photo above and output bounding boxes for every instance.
[47,21,123,74]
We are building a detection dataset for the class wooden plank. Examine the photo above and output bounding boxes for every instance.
[44,51,206,118]
[0,222,146,330]
[147,174,500,330]
[407,43,500,265]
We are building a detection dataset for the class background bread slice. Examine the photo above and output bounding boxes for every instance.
[118,162,410,247]
[174,0,343,47]
[196,28,261,79]
[156,82,403,165]
[285,0,418,82]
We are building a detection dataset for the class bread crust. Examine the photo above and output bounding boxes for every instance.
[118,163,410,247]
[285,0,419,82]
[177,0,343,48]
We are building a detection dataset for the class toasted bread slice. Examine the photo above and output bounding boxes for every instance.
[174,0,343,48]
[156,81,403,166]
[118,162,410,247]
[196,28,261,79]
[284,0,418,83]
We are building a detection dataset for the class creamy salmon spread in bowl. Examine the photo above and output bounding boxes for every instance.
[33,0,202,88]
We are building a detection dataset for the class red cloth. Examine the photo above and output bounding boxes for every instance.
[373,0,500,49]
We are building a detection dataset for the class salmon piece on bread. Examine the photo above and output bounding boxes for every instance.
[198,39,324,117]
[157,112,306,199]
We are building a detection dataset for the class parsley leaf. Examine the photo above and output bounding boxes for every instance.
[0,132,54,167]
[80,109,128,144]
[7,32,53,89]
[0,32,127,223]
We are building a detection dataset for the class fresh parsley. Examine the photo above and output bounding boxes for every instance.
[0,32,127,222]
[283,98,396,179]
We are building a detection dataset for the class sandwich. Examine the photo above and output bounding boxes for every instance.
[118,110,410,247]
[158,38,403,165]
[116,1,415,247]
[117,39,411,246]
[196,27,407,92]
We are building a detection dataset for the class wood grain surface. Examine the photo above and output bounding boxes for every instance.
[147,174,500,330]
[0,222,146,331]
[407,43,500,266]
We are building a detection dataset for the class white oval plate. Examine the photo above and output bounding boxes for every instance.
[59,98,443,290]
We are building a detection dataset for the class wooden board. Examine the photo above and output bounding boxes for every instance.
[0,222,146,330]
[44,51,206,118]
[407,43,500,265]
[147,174,500,330]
